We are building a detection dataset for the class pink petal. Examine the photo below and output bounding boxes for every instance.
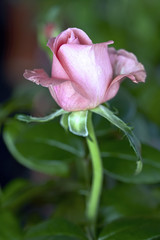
[104,47,146,101]
[108,47,146,83]
[51,54,70,80]
[66,30,80,44]
[47,28,92,54]
[103,74,134,101]
[23,69,66,87]
[70,28,92,44]
[49,81,95,111]
[57,42,113,103]
[108,47,117,67]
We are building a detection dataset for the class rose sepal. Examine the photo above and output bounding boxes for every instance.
[68,111,89,137]
[16,108,67,123]
[16,108,89,138]
[91,104,143,175]
[60,113,70,131]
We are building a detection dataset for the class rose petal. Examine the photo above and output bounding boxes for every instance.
[51,55,70,80]
[57,42,113,103]
[47,28,93,84]
[108,47,146,83]
[70,28,92,44]
[67,30,80,44]
[49,81,94,111]
[103,74,134,101]
[47,28,92,55]
[108,47,117,67]
[23,69,66,87]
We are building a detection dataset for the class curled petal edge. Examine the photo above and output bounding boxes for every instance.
[104,71,146,102]
[23,69,67,87]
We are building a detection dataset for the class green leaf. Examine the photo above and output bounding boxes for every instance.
[60,113,70,131]
[24,218,87,240]
[99,217,160,240]
[100,184,159,224]
[92,105,142,174]
[3,119,85,176]
[68,111,88,137]
[16,108,66,123]
[0,211,22,240]
[101,140,160,183]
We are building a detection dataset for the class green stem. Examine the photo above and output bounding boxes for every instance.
[86,111,103,226]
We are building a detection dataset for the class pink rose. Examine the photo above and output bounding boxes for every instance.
[24,28,146,111]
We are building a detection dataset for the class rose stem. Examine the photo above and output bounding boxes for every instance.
[86,111,103,234]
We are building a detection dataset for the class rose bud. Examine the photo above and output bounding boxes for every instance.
[24,28,146,111]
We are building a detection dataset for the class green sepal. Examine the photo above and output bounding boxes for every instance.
[60,113,70,131]
[68,111,88,137]
[92,105,142,174]
[16,108,67,123]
